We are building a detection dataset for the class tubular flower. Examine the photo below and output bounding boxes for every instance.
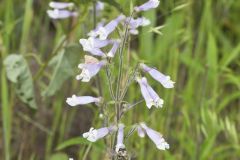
[66,95,101,107]
[96,14,126,40]
[129,29,139,35]
[96,1,105,11]
[127,17,151,35]
[140,63,175,88]
[139,123,169,150]
[137,126,145,138]
[88,20,106,37]
[49,1,74,9]
[83,126,116,142]
[127,17,151,29]
[47,9,78,19]
[134,0,160,12]
[136,77,164,109]
[47,2,77,19]
[107,40,121,57]
[115,124,125,152]
[79,37,110,56]
[76,55,107,82]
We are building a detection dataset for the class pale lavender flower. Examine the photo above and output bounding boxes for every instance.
[76,55,107,82]
[88,20,106,37]
[83,126,116,142]
[66,95,101,107]
[96,1,105,11]
[47,9,78,19]
[137,126,145,138]
[140,63,175,88]
[136,77,164,109]
[49,1,74,9]
[107,40,121,57]
[126,17,151,35]
[134,0,160,12]
[115,124,125,152]
[79,37,110,56]
[96,14,126,40]
[139,123,169,150]
[127,17,151,29]
[129,29,139,35]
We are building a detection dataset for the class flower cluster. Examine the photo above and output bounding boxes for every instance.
[66,0,174,157]
[47,1,104,20]
[47,1,78,19]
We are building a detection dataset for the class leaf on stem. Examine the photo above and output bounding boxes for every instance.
[4,54,37,109]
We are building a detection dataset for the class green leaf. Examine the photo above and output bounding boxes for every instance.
[56,137,104,151]
[100,0,123,12]
[220,44,240,68]
[49,153,68,160]
[42,44,81,97]
[56,137,90,151]
[4,54,37,109]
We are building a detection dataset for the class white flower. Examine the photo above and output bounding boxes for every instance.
[47,9,77,19]
[115,124,125,152]
[127,17,151,29]
[134,0,160,12]
[140,63,175,88]
[136,77,164,109]
[139,123,169,150]
[137,126,145,138]
[66,95,101,107]
[79,37,110,56]
[76,55,107,82]
[83,126,116,142]
[96,1,104,11]
[49,1,74,9]
[96,14,125,40]
[88,20,106,37]
[107,39,121,58]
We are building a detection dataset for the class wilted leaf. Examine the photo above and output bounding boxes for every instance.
[4,54,37,109]
[42,44,81,97]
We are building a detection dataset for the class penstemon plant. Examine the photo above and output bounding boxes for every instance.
[62,0,174,159]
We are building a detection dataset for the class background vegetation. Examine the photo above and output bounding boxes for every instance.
[0,0,240,159]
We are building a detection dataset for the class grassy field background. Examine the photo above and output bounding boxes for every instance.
[0,0,240,159]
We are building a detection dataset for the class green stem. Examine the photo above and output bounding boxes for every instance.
[106,67,116,100]
[82,144,92,160]
[112,12,135,155]
[120,63,139,100]
[115,11,134,115]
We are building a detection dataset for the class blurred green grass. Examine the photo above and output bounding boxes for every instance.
[0,0,240,160]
